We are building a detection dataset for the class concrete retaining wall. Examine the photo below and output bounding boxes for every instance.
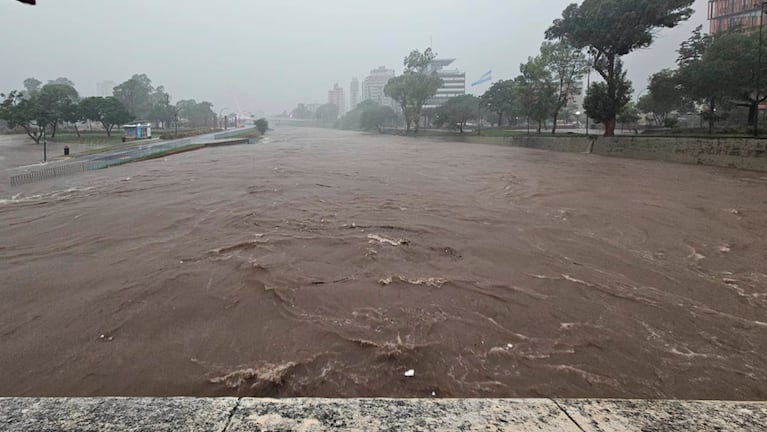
[453,135,767,172]
[2,398,766,431]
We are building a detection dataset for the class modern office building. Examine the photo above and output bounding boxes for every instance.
[350,78,360,111]
[708,0,763,33]
[328,83,346,114]
[423,58,466,109]
[362,66,397,109]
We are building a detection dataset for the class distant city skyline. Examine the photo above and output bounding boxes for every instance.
[1,0,709,114]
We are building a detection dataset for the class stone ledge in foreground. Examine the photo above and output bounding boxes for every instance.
[1,398,765,431]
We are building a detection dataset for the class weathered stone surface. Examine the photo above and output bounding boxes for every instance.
[228,398,578,431]
[558,399,767,432]
[0,397,238,432]
[2,398,766,431]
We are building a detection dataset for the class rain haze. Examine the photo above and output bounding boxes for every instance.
[1,0,709,113]
[2,0,767,424]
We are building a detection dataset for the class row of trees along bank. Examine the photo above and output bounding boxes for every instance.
[373,0,697,137]
[0,74,223,143]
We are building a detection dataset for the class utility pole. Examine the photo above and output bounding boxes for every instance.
[43,126,47,162]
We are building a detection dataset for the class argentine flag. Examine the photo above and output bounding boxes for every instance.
[471,70,492,87]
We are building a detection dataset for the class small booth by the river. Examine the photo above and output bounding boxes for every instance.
[122,123,152,141]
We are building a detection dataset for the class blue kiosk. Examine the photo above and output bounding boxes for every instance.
[122,123,152,141]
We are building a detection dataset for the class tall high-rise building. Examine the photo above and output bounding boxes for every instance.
[96,80,117,97]
[328,83,346,114]
[708,0,762,33]
[423,58,466,109]
[350,78,360,111]
[362,66,396,109]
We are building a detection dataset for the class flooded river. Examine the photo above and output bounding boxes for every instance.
[1,127,766,399]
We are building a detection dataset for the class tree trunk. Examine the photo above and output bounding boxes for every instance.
[74,124,80,138]
[51,122,58,139]
[551,110,559,135]
[604,54,617,138]
[537,119,542,134]
[748,101,757,126]
[498,111,503,127]
[708,99,715,135]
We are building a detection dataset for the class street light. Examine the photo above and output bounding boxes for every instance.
[218,107,228,130]
[756,1,767,137]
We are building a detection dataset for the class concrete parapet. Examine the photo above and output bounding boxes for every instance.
[1,398,765,431]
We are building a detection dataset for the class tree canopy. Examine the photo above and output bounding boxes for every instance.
[546,0,694,135]
[80,97,133,136]
[481,80,516,127]
[433,95,479,133]
[384,48,443,134]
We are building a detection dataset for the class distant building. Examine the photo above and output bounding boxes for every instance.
[362,66,396,109]
[708,0,762,33]
[423,59,466,109]
[328,83,346,114]
[350,78,360,111]
[96,80,116,97]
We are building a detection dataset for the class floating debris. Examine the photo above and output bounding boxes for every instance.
[368,234,408,246]
[404,369,415,377]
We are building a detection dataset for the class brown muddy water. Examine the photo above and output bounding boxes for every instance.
[1,127,766,399]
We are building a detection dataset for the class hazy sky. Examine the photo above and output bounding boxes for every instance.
[1,0,709,115]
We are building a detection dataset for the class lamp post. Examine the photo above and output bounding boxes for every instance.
[218,107,228,130]
[756,1,767,137]
[585,51,592,136]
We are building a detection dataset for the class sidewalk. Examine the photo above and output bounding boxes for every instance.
[1,398,765,431]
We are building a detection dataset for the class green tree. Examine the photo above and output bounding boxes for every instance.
[290,104,312,120]
[37,83,79,138]
[481,80,516,126]
[23,78,42,97]
[315,103,339,122]
[583,59,633,130]
[0,91,50,144]
[540,40,589,134]
[148,86,174,128]
[113,74,155,119]
[636,69,689,126]
[254,118,269,134]
[701,30,767,125]
[384,48,443,134]
[617,101,640,132]
[546,0,695,136]
[176,99,215,128]
[675,28,734,133]
[433,95,479,133]
[80,96,133,137]
[360,106,397,131]
[516,57,558,134]
[48,77,76,87]
[61,100,84,138]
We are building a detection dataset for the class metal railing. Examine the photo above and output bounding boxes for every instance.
[9,138,194,187]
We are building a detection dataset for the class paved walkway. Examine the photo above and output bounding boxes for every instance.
[1,398,765,431]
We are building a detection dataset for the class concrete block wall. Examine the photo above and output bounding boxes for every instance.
[456,135,767,172]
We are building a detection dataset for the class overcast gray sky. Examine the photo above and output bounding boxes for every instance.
[1,0,709,115]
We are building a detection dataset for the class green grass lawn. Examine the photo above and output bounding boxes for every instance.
[51,131,125,145]
[224,129,263,139]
